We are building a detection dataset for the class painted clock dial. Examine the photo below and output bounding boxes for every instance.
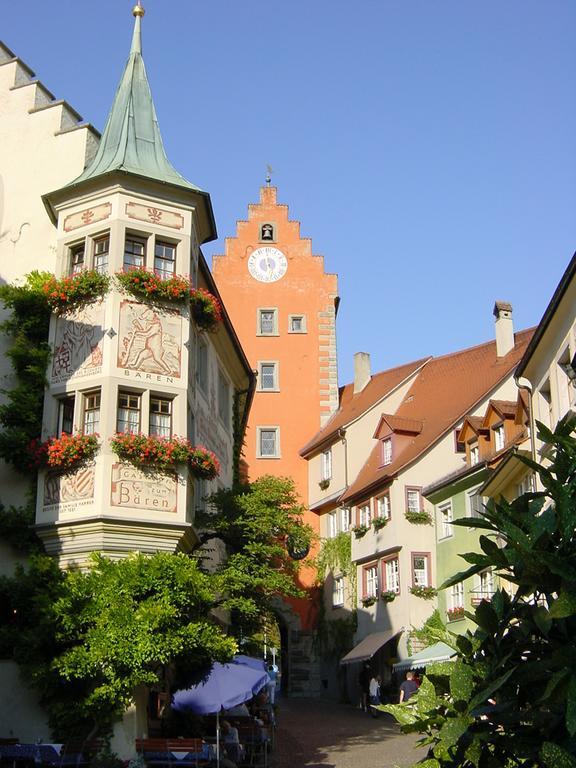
[247,247,288,283]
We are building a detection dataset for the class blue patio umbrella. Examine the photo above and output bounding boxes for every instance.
[172,661,269,767]
[233,655,268,672]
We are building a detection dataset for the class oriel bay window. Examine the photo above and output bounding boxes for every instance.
[124,235,146,271]
[83,391,101,435]
[57,395,75,436]
[154,241,176,280]
[150,396,172,438]
[117,392,141,434]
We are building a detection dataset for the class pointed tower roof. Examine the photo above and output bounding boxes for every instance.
[44,3,216,243]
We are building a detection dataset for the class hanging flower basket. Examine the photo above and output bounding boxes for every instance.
[116,269,191,304]
[373,516,388,531]
[361,595,378,607]
[110,433,219,479]
[318,478,330,491]
[380,590,396,603]
[190,288,223,332]
[30,433,99,471]
[352,524,369,539]
[405,510,432,525]
[43,271,110,314]
[447,606,465,621]
[410,585,437,600]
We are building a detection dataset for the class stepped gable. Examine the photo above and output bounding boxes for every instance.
[300,357,430,456]
[341,327,535,503]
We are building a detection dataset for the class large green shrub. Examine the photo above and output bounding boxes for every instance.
[382,415,576,768]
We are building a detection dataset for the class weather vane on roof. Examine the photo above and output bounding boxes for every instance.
[265,165,274,186]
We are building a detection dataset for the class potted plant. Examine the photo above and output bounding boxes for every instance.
[318,478,330,491]
[405,510,432,525]
[373,516,388,531]
[190,288,223,332]
[410,585,437,600]
[31,433,99,471]
[110,433,219,479]
[42,271,110,314]
[361,595,377,607]
[352,524,369,539]
[116,269,191,304]
[380,590,396,603]
[447,605,465,621]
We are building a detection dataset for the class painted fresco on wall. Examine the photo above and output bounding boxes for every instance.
[117,301,181,378]
[51,303,105,383]
[110,463,177,513]
[43,465,95,512]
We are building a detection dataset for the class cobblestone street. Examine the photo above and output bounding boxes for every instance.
[271,698,426,768]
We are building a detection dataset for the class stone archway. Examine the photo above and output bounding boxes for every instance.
[269,597,321,698]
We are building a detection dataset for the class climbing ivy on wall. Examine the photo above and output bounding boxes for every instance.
[0,272,52,475]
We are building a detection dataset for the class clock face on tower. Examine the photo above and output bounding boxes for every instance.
[248,247,288,283]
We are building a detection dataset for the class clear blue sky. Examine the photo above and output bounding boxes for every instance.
[3,1,575,384]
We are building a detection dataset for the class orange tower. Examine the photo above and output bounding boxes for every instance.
[213,185,339,691]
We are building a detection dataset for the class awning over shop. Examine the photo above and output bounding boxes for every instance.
[340,630,399,666]
[393,641,456,672]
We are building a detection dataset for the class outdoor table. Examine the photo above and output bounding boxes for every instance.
[0,744,62,767]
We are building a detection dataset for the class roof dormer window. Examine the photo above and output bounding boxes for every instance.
[382,437,392,465]
[494,423,505,451]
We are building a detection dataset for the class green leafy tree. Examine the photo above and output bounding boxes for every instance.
[196,475,315,635]
[382,415,576,768]
[0,552,236,737]
[0,271,52,475]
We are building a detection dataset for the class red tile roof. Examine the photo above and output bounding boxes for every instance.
[340,329,535,504]
[373,414,424,438]
[300,357,430,456]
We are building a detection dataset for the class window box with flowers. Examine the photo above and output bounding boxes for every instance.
[373,516,388,531]
[404,510,432,525]
[318,478,330,491]
[190,288,223,332]
[110,433,219,479]
[352,524,369,539]
[42,271,110,315]
[116,269,191,304]
[380,590,396,603]
[361,595,378,607]
[30,433,99,471]
[409,585,437,600]
[447,606,465,622]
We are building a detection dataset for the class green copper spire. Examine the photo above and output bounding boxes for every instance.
[72,3,202,193]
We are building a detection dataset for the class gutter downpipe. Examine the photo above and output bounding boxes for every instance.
[515,376,536,490]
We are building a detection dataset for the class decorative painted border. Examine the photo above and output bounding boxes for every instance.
[126,202,184,230]
[64,203,112,232]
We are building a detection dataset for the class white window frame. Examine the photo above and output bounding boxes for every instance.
[450,581,464,610]
[93,234,110,274]
[149,395,172,438]
[376,493,391,520]
[257,308,279,336]
[358,503,372,527]
[82,390,101,435]
[406,487,422,514]
[257,426,280,459]
[288,314,307,334]
[321,448,332,481]
[117,391,142,435]
[340,507,350,532]
[258,361,279,392]
[383,556,400,594]
[470,443,479,466]
[466,487,483,518]
[438,501,453,539]
[382,437,392,465]
[333,576,345,607]
[494,423,505,452]
[57,395,75,437]
[412,553,429,587]
[327,511,338,539]
[364,564,379,598]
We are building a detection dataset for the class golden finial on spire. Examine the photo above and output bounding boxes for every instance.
[132,1,145,18]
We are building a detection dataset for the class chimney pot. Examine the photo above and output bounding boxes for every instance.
[354,352,371,394]
[493,301,514,357]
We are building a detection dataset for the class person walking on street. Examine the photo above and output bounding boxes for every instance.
[358,663,371,712]
[369,674,381,718]
[399,671,419,702]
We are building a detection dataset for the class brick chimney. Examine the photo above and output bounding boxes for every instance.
[493,301,514,357]
[354,352,371,394]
